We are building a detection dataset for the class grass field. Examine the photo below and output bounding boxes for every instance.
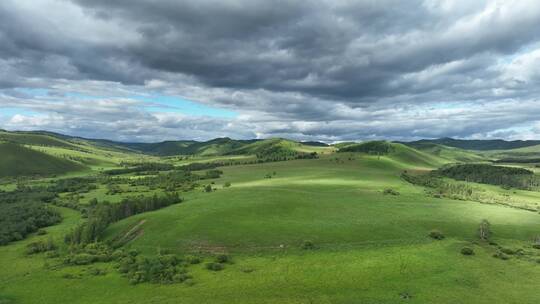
[1,136,539,304]
[0,142,86,177]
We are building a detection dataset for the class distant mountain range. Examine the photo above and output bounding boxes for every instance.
[2,129,540,156]
[402,137,540,151]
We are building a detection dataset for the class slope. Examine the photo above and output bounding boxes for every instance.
[403,142,485,163]
[405,137,540,151]
[0,142,86,177]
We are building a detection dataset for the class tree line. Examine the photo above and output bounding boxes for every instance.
[65,193,182,245]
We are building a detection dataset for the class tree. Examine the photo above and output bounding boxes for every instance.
[478,219,491,241]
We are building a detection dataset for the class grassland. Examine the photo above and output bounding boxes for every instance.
[0,142,86,177]
[1,134,539,304]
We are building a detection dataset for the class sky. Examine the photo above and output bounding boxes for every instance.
[2,0,540,142]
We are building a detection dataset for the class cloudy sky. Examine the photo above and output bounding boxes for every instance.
[2,0,540,142]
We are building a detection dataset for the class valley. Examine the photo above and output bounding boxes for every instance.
[0,131,539,304]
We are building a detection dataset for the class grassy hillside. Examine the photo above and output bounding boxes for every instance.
[118,138,261,156]
[0,142,86,177]
[228,138,332,156]
[404,142,485,163]
[487,144,540,163]
[406,137,540,151]
[0,131,78,149]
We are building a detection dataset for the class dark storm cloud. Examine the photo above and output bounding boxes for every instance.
[2,0,540,141]
[66,0,540,102]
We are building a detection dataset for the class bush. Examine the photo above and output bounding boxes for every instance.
[500,248,516,255]
[185,255,201,264]
[173,273,192,283]
[429,230,445,240]
[45,251,60,259]
[26,238,56,255]
[383,188,400,196]
[240,266,255,273]
[492,251,510,260]
[88,268,106,276]
[223,182,231,188]
[301,240,316,250]
[461,247,474,255]
[36,229,47,235]
[65,253,98,265]
[205,262,224,271]
[215,254,229,263]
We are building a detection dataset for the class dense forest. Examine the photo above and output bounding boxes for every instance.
[0,201,61,245]
[436,164,540,190]
[338,141,395,154]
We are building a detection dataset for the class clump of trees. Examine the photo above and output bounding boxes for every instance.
[120,253,193,284]
[401,170,538,212]
[205,254,231,271]
[104,163,175,176]
[338,141,395,154]
[436,164,539,190]
[65,193,181,245]
[26,237,57,255]
[47,177,97,193]
[130,170,197,191]
[203,169,223,179]
[0,184,57,204]
[0,201,61,245]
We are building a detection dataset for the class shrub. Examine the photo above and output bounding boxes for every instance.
[215,254,230,264]
[88,268,106,276]
[301,240,316,250]
[223,182,231,188]
[428,230,445,240]
[205,262,224,271]
[533,236,540,249]
[45,251,60,259]
[26,238,56,255]
[36,229,47,235]
[461,247,474,255]
[204,185,213,192]
[185,255,201,264]
[240,267,255,273]
[492,251,510,260]
[64,253,98,265]
[383,188,400,196]
[500,248,516,255]
[173,273,192,283]
[62,273,77,279]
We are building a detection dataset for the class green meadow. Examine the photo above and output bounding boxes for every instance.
[0,132,539,304]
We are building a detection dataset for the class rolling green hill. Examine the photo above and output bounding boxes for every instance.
[118,138,260,156]
[405,137,540,151]
[0,130,79,149]
[1,131,540,304]
[403,142,485,163]
[0,142,86,177]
